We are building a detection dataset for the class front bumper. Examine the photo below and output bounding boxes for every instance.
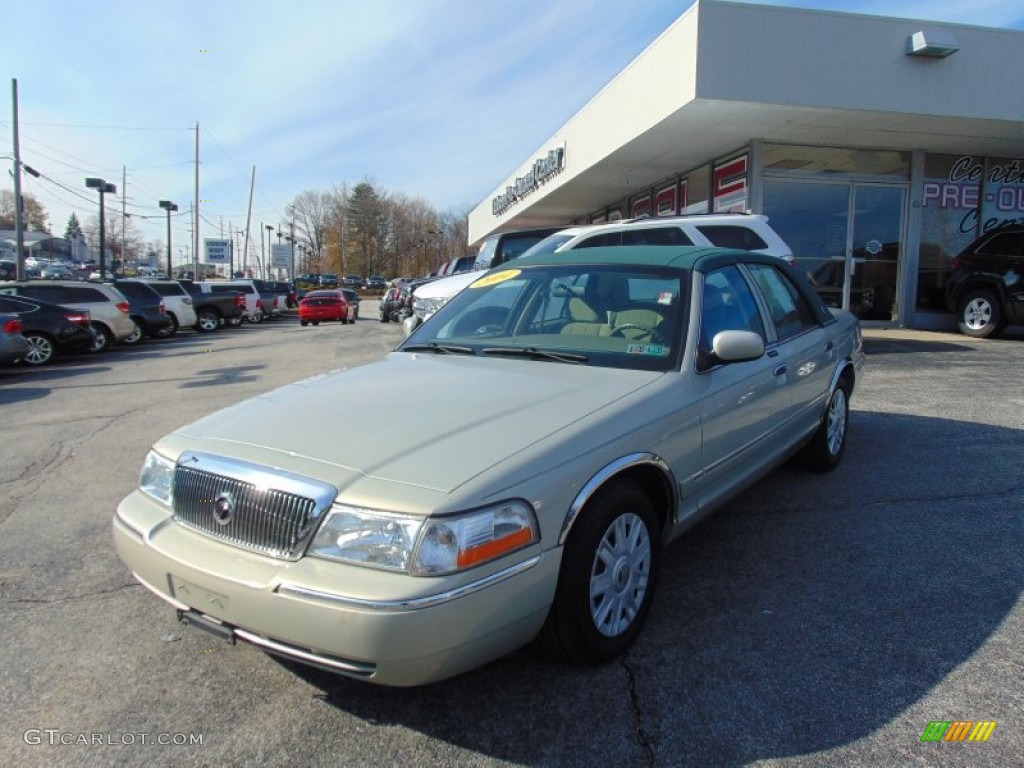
[113,492,558,686]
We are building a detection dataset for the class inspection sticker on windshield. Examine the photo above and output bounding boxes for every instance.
[627,343,668,356]
[471,269,521,288]
[657,292,676,305]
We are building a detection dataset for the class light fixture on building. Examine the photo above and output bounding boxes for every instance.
[906,30,959,58]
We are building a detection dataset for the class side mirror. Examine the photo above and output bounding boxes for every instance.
[712,330,765,363]
[402,315,422,337]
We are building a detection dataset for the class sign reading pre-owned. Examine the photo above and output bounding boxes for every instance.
[205,239,231,263]
[492,145,565,215]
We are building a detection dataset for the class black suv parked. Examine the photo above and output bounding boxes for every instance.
[944,225,1024,338]
[112,279,173,343]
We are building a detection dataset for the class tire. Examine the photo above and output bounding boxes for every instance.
[300,320,308,327]
[312,320,320,326]
[195,309,221,333]
[22,333,56,366]
[89,325,114,353]
[957,289,1005,339]
[537,479,659,665]
[796,377,850,472]
[380,308,389,323]
[152,320,176,339]
[123,320,145,346]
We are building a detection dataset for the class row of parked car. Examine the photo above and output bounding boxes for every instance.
[0,277,299,367]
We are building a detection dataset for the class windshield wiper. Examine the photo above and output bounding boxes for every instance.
[401,342,475,355]
[481,347,588,364]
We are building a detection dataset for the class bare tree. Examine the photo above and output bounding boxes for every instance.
[286,190,333,270]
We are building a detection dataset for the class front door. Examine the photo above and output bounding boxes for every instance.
[763,180,906,322]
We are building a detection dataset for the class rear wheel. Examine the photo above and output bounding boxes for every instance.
[156,313,179,338]
[796,377,850,471]
[22,333,56,366]
[957,289,1005,338]
[300,320,308,327]
[123,320,145,345]
[538,479,659,665]
[89,325,114,353]
[195,309,221,333]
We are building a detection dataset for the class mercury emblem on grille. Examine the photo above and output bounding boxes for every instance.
[213,492,235,526]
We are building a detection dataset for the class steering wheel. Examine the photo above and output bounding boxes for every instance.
[610,323,662,342]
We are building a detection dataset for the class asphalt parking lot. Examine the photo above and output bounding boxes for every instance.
[1,309,1021,768]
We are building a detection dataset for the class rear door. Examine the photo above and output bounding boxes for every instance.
[744,263,833,432]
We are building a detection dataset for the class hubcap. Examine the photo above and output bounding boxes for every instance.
[589,512,651,638]
[963,298,992,331]
[826,388,847,456]
[25,337,52,364]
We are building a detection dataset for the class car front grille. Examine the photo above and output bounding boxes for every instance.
[171,451,337,560]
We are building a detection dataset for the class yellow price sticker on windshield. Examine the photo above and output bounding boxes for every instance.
[470,269,521,288]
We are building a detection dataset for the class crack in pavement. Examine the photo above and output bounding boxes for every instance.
[621,652,657,766]
[4,582,140,606]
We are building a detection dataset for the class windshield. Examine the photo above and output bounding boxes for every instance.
[401,264,687,371]
[517,233,577,261]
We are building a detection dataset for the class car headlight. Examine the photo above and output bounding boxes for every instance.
[139,450,175,506]
[308,500,538,576]
[412,296,449,319]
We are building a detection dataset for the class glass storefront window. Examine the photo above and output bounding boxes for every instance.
[981,156,1024,230]
[918,155,983,311]
[764,145,909,179]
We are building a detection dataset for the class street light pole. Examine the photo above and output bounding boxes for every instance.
[265,224,274,278]
[86,177,117,278]
[159,200,178,279]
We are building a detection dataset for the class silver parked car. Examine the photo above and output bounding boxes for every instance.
[113,246,864,687]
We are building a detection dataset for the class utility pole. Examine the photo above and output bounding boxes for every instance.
[11,79,26,281]
[193,122,200,280]
[121,165,126,275]
[243,166,255,277]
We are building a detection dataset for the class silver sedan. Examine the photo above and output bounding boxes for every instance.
[113,245,864,686]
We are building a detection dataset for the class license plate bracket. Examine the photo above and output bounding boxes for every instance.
[177,610,236,644]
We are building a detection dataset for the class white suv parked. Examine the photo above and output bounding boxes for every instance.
[557,214,794,264]
[407,214,794,329]
[126,279,198,333]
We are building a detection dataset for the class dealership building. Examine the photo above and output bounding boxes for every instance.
[468,0,1024,329]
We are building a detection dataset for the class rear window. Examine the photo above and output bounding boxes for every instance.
[115,282,158,299]
[697,225,768,251]
[975,231,1024,257]
[211,284,254,294]
[147,282,187,297]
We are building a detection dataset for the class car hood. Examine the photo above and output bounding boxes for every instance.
[173,352,662,499]
[413,271,479,300]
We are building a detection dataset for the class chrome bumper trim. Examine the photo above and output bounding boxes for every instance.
[233,629,375,677]
[276,555,542,611]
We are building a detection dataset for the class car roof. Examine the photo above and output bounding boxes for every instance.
[512,244,765,271]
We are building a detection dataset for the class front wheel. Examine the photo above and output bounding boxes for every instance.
[796,378,850,471]
[537,479,659,665]
[957,289,1005,338]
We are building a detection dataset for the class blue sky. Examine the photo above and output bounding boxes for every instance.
[3,0,1023,251]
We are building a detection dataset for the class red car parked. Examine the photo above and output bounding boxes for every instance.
[298,290,349,326]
